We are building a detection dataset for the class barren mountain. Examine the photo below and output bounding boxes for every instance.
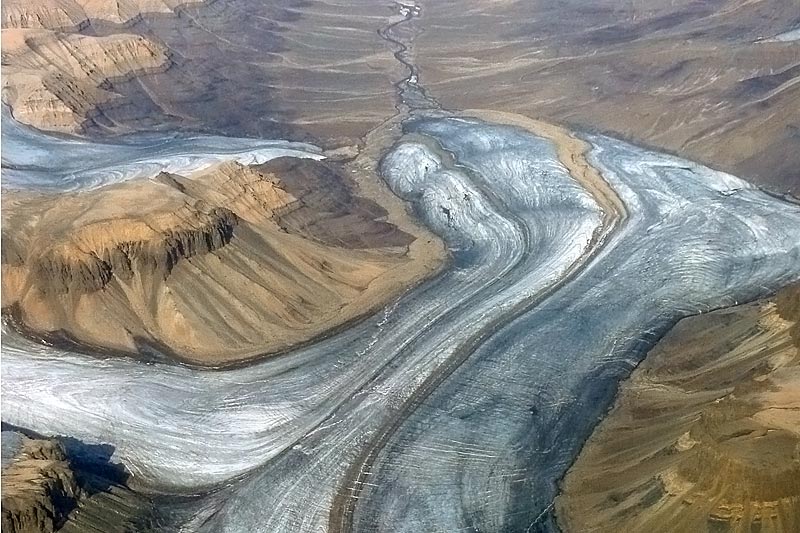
[1,0,401,142]
[5,0,797,195]
[2,159,443,365]
[1,0,202,29]
[1,435,81,533]
[2,29,168,133]
[557,284,800,532]
[413,0,800,194]
[2,428,150,533]
[0,0,204,134]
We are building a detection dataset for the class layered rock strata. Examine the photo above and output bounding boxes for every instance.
[2,0,200,29]
[1,429,152,533]
[557,284,800,532]
[0,0,198,133]
[1,158,439,365]
[1,436,81,533]
[1,29,169,133]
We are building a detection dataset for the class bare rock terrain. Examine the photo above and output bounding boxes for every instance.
[3,0,798,195]
[1,436,81,533]
[2,428,153,533]
[412,0,800,195]
[1,0,185,133]
[1,0,201,29]
[557,284,800,532]
[1,0,401,142]
[2,29,168,133]
[2,158,443,365]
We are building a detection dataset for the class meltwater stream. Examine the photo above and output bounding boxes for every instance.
[2,114,800,532]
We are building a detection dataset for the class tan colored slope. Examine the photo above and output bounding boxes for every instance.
[2,28,169,133]
[4,0,799,195]
[1,159,444,365]
[1,0,401,142]
[1,0,199,134]
[1,431,147,533]
[556,284,800,533]
[1,0,201,29]
[103,0,404,143]
[463,109,626,227]
[414,0,800,194]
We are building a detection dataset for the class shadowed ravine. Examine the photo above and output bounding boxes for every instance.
[2,3,800,533]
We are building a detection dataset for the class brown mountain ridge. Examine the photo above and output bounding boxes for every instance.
[1,158,444,366]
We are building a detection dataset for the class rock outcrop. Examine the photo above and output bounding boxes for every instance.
[2,158,442,365]
[557,284,800,532]
[23,205,237,297]
[1,436,81,533]
[1,429,153,533]
[0,0,199,133]
[2,0,201,29]
[2,29,169,133]
[2,0,402,143]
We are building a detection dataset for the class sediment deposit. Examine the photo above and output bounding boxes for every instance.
[2,0,800,531]
[4,0,798,194]
[1,0,202,29]
[413,0,800,194]
[2,29,169,133]
[1,0,402,141]
[0,0,193,134]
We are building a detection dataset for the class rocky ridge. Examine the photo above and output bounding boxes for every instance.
[557,283,800,532]
[0,0,198,133]
[1,158,439,365]
[2,29,169,133]
[1,428,153,533]
[1,436,81,533]
[12,204,238,297]
[2,0,201,29]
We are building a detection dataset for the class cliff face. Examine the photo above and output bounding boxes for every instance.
[1,436,81,533]
[2,176,244,301]
[23,206,237,297]
[2,159,442,365]
[1,0,403,143]
[0,0,196,134]
[1,429,154,533]
[2,29,169,133]
[2,0,201,29]
[557,284,800,533]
